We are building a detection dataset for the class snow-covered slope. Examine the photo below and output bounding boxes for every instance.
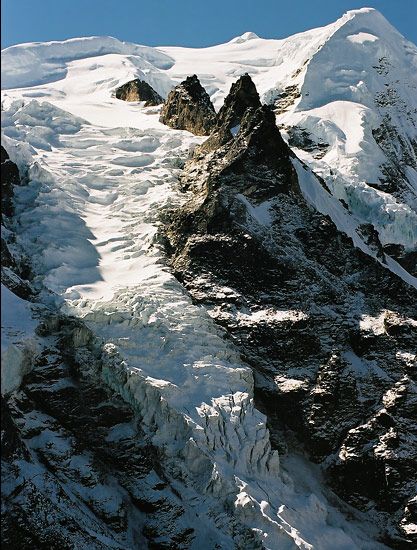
[3,8,416,258]
[1,7,416,548]
[1,37,175,128]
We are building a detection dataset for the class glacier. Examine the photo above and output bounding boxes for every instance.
[1,6,416,549]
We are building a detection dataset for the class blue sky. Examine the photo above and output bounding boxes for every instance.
[1,0,416,49]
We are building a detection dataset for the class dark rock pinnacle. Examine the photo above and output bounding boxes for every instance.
[216,73,261,131]
[159,75,216,135]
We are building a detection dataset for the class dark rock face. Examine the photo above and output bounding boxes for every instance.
[1,145,20,219]
[305,351,363,458]
[193,104,298,200]
[372,115,417,202]
[115,79,163,106]
[330,375,416,509]
[216,73,261,130]
[272,84,301,114]
[224,105,295,181]
[1,146,32,299]
[382,243,417,276]
[163,76,417,547]
[0,316,212,549]
[159,75,216,135]
[357,223,385,260]
[287,126,329,159]
[165,104,298,283]
[197,73,263,155]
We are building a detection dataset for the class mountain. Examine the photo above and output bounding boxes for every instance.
[1,7,416,549]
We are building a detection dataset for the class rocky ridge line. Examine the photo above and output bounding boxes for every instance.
[162,74,417,548]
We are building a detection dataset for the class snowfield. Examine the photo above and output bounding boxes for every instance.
[1,7,415,548]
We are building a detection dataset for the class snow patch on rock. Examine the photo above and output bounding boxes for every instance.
[1,285,39,394]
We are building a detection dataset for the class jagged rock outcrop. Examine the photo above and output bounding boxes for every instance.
[216,73,261,130]
[197,73,263,154]
[165,82,298,261]
[159,75,216,135]
[223,105,296,185]
[163,76,417,548]
[165,103,298,281]
[115,79,163,106]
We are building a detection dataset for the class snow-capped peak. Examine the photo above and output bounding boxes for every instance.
[331,7,394,33]
[229,31,260,44]
[346,6,376,14]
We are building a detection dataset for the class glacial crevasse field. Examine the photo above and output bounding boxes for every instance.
[1,7,416,549]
